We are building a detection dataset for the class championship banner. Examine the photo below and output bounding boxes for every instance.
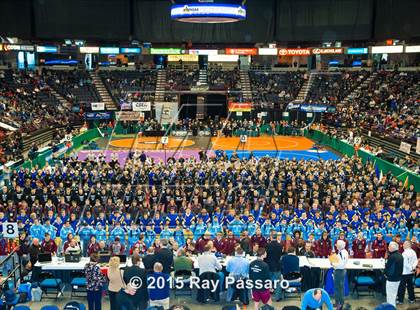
[116,111,144,121]
[91,102,105,111]
[400,141,412,154]
[228,102,252,112]
[132,102,151,112]
[155,102,178,125]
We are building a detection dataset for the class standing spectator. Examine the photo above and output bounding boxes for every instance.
[385,241,404,307]
[397,241,417,304]
[108,256,125,310]
[332,239,349,309]
[371,233,387,258]
[143,247,157,273]
[28,238,42,266]
[315,231,332,258]
[148,262,170,310]
[120,255,149,310]
[154,239,174,274]
[265,231,283,301]
[197,242,224,290]
[249,248,272,310]
[352,232,367,258]
[85,253,106,310]
[225,246,250,302]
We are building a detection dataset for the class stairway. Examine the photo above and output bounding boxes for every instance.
[89,71,117,111]
[294,71,314,103]
[239,70,252,101]
[50,88,71,109]
[154,70,167,102]
[341,71,377,106]
[198,69,208,85]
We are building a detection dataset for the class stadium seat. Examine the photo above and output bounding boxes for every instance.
[70,271,87,297]
[353,271,376,297]
[282,271,303,300]
[40,306,60,310]
[39,272,64,299]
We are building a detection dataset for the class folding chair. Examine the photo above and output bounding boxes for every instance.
[353,270,376,297]
[39,271,64,299]
[70,271,87,297]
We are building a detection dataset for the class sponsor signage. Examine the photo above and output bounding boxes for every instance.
[208,54,238,62]
[228,102,252,112]
[120,47,141,54]
[172,130,189,137]
[3,44,34,52]
[188,49,218,55]
[417,137,420,154]
[278,48,311,56]
[36,46,58,53]
[311,48,344,55]
[116,111,144,121]
[91,102,105,111]
[100,47,119,54]
[226,48,257,55]
[400,141,411,154]
[132,102,151,112]
[168,54,199,62]
[346,47,368,55]
[150,48,182,55]
[258,48,278,55]
[80,46,99,53]
[405,45,420,53]
[371,45,403,54]
[155,102,178,124]
[120,102,132,110]
[84,112,112,120]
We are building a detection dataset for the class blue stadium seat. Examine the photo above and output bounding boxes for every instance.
[353,272,376,297]
[39,272,64,300]
[70,271,87,297]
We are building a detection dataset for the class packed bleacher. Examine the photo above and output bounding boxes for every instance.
[208,67,241,91]
[250,71,305,105]
[0,69,79,133]
[331,70,419,143]
[99,69,157,104]
[166,69,199,91]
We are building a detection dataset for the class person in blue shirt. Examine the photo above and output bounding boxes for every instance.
[139,213,152,232]
[166,208,179,229]
[261,218,274,239]
[95,223,107,243]
[370,222,384,244]
[410,223,420,240]
[110,222,126,243]
[304,220,315,240]
[147,262,170,309]
[181,209,195,228]
[330,222,343,244]
[360,222,371,242]
[159,222,173,240]
[144,225,156,248]
[226,247,250,302]
[246,216,258,237]
[59,220,75,249]
[96,212,108,230]
[346,226,357,246]
[209,216,223,238]
[228,215,245,238]
[152,213,164,235]
[394,220,409,241]
[301,288,333,310]
[383,222,395,243]
[173,225,185,247]
[83,210,96,226]
[43,219,57,240]
[128,223,141,248]
[30,219,45,241]
[122,213,133,227]
[314,222,327,241]
[77,222,95,256]
[192,218,207,241]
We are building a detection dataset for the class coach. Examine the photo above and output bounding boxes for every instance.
[385,241,403,307]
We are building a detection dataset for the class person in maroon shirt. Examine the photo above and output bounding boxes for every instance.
[315,231,332,258]
[394,234,404,253]
[213,232,226,254]
[41,233,57,255]
[371,232,387,258]
[334,232,349,253]
[251,228,267,249]
[195,231,211,253]
[87,235,100,256]
[352,232,367,258]
[222,230,239,256]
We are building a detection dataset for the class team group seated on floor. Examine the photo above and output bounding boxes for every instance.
[0,152,418,264]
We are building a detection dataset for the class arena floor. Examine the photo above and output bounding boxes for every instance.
[85,135,340,162]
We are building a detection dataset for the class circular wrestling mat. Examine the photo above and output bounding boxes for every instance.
[109,137,195,150]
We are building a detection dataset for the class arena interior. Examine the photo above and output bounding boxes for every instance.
[0,0,419,310]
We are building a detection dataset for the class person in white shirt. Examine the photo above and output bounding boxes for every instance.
[333,239,349,308]
[397,241,418,304]
[196,242,224,290]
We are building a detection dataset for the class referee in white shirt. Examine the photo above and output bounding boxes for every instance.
[333,240,349,308]
[397,241,418,304]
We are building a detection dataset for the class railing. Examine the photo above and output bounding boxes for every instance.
[0,249,22,292]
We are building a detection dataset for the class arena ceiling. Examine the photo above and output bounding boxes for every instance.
[0,0,419,43]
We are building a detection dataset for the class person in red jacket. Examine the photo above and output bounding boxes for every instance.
[41,233,57,255]
[371,232,387,258]
[251,228,267,249]
[315,231,332,258]
[213,232,225,254]
[352,232,367,258]
[195,231,211,253]
[222,230,239,256]
[394,234,404,253]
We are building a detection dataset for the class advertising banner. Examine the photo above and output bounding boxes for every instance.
[120,102,132,110]
[311,48,344,55]
[400,141,412,154]
[132,102,151,112]
[416,137,420,154]
[226,48,258,56]
[116,111,144,121]
[228,102,252,112]
[155,102,178,124]
[258,48,278,55]
[84,112,112,120]
[91,102,105,111]
[168,54,199,62]
[278,48,311,56]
